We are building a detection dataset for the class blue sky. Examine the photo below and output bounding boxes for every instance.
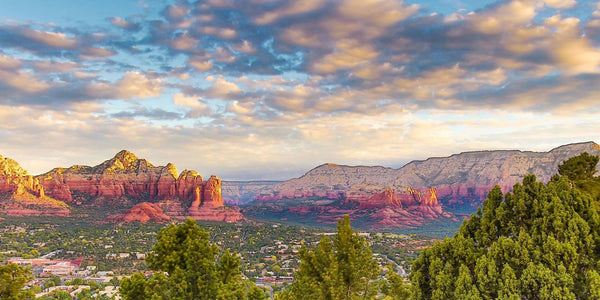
[0,0,599,180]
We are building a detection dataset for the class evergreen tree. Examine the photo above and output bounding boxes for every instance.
[120,218,261,300]
[276,216,391,300]
[0,263,33,300]
[557,152,600,208]
[410,174,600,299]
[558,152,599,181]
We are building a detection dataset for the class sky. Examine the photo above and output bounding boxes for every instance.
[0,0,599,180]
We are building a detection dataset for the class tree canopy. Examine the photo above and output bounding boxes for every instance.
[0,263,33,300]
[120,218,266,300]
[410,174,600,299]
[558,151,599,181]
[276,215,409,300]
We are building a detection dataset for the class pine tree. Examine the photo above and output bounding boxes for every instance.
[0,263,34,300]
[120,218,261,300]
[410,174,600,298]
[558,152,599,181]
[276,216,387,300]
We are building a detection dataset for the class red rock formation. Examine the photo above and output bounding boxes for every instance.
[251,142,600,229]
[203,175,222,207]
[359,189,401,209]
[105,202,171,223]
[0,155,70,216]
[35,150,242,222]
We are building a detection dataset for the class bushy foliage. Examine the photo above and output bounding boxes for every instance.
[410,174,600,299]
[558,152,599,181]
[558,152,600,208]
[0,263,34,300]
[120,218,266,300]
[276,215,409,300]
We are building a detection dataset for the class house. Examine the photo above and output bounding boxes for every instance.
[43,262,78,276]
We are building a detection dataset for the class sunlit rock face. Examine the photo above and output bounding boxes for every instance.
[0,155,70,216]
[254,142,600,229]
[4,150,243,222]
[105,202,171,223]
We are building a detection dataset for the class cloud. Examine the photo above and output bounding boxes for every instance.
[110,17,140,31]
[85,72,163,100]
[233,40,256,54]
[254,0,326,25]
[164,4,191,20]
[32,60,79,73]
[173,93,205,109]
[170,31,197,50]
[0,54,21,69]
[81,47,115,57]
[205,75,243,98]
[115,72,163,98]
[467,0,537,34]
[0,69,51,94]
[543,0,577,9]
[21,28,77,48]
[311,40,378,74]
[188,56,214,71]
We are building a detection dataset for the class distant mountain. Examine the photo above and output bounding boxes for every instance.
[0,151,243,223]
[222,181,281,205]
[2,142,598,229]
[250,142,600,229]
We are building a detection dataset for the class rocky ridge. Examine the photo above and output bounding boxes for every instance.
[105,202,171,223]
[221,181,281,205]
[0,151,243,223]
[0,155,70,216]
[253,142,600,229]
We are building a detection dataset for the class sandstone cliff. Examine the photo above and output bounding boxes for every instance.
[253,142,600,229]
[260,142,600,205]
[0,155,70,216]
[105,202,171,223]
[0,150,243,223]
[40,150,244,222]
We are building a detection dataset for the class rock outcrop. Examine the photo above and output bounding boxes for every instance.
[252,142,600,229]
[105,202,171,223]
[0,155,70,216]
[0,150,243,222]
[38,150,243,222]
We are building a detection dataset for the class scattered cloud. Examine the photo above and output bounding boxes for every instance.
[0,0,599,179]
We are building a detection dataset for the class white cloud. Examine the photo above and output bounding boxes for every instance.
[543,0,577,9]
[173,93,205,109]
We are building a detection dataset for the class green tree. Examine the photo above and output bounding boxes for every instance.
[556,152,600,208]
[382,266,411,300]
[247,285,268,300]
[410,174,600,299]
[0,263,33,300]
[558,152,599,181]
[276,216,390,300]
[120,218,260,300]
[119,273,149,300]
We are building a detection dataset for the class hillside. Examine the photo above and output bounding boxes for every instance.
[0,151,243,223]
[250,142,600,229]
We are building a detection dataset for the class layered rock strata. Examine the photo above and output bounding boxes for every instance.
[254,142,600,229]
[0,155,69,216]
[0,150,243,222]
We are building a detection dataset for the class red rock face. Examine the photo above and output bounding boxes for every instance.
[202,175,222,207]
[105,202,171,223]
[34,150,240,222]
[253,142,600,229]
[0,155,70,216]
